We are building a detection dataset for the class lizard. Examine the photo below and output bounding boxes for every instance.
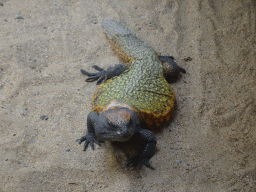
[77,18,186,170]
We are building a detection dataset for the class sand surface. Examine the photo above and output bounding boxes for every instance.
[0,0,255,191]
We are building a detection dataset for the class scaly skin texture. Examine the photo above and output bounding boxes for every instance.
[92,32,175,128]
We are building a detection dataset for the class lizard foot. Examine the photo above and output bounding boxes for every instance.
[126,156,155,170]
[76,133,103,151]
[81,65,107,84]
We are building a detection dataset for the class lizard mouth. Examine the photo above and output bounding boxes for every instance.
[97,130,133,142]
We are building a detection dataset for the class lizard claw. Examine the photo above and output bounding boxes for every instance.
[92,65,104,71]
[126,157,155,170]
[81,65,107,84]
[96,75,107,85]
[76,133,102,151]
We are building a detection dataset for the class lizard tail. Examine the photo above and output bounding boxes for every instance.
[102,19,133,39]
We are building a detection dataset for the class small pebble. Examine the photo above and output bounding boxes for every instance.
[13,134,16,136]
[65,148,71,152]
[176,160,181,165]
[184,57,192,62]
[0,2,3,6]
[40,115,48,120]
[5,159,8,161]
[15,14,24,19]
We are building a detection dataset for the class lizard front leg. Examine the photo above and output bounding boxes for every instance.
[77,111,103,151]
[81,64,127,85]
[126,129,157,170]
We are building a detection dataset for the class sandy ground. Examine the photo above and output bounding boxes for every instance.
[0,0,255,191]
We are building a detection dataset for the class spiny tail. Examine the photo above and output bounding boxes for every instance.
[102,18,134,39]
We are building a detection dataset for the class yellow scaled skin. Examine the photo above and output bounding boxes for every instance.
[92,24,175,128]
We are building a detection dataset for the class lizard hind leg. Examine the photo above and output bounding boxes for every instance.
[158,55,186,83]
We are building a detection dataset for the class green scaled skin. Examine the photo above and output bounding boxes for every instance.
[92,19,176,128]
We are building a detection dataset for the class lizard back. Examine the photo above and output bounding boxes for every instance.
[92,19,176,128]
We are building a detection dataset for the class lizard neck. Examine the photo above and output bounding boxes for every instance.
[102,100,133,112]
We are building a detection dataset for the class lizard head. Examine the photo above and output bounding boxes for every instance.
[94,107,140,142]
